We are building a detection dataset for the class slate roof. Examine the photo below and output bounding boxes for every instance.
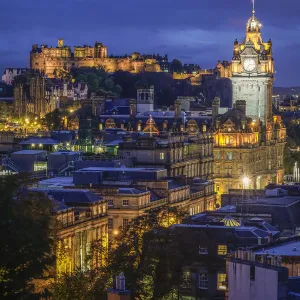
[19,137,60,145]
[118,188,146,195]
[12,150,47,155]
[255,240,300,256]
[31,188,103,204]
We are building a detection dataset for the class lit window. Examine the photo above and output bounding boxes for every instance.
[217,273,227,290]
[199,246,208,254]
[181,270,191,288]
[216,185,220,192]
[217,245,227,255]
[122,218,129,230]
[226,152,233,160]
[198,272,208,289]
[108,218,113,230]
[108,200,114,207]
[122,200,129,206]
[160,152,165,160]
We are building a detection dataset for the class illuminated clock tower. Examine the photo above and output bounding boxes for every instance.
[231,5,274,124]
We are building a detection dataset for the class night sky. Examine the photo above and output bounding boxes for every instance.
[0,0,298,87]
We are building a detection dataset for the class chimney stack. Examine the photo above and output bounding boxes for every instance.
[235,100,246,115]
[174,99,182,119]
[212,97,220,120]
[129,99,137,117]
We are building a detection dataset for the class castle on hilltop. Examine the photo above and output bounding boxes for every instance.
[30,39,168,78]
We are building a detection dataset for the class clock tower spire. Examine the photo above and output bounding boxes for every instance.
[230,3,274,124]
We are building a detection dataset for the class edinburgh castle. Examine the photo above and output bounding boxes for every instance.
[30,38,168,78]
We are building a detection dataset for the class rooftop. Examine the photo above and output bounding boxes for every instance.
[38,176,74,188]
[12,150,47,155]
[237,195,300,207]
[172,224,270,238]
[118,188,147,195]
[31,188,103,204]
[50,151,81,156]
[255,240,300,256]
[19,138,60,145]
[75,167,165,173]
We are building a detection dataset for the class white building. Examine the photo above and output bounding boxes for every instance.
[2,68,28,85]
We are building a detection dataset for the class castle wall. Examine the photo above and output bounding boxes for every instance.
[31,50,161,77]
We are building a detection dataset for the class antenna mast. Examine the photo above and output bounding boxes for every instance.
[252,0,255,14]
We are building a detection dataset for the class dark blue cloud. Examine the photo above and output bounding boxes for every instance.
[0,0,298,86]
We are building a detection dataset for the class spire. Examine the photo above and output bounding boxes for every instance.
[252,0,255,15]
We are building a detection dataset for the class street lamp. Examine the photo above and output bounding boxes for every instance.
[242,176,250,189]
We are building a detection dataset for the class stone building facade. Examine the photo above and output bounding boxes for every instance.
[2,68,29,85]
[118,120,214,180]
[55,195,108,276]
[14,73,88,118]
[14,73,55,118]
[213,101,286,202]
[30,39,164,78]
[213,5,286,203]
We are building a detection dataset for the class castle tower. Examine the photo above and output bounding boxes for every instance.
[58,38,64,48]
[136,85,154,114]
[231,3,274,124]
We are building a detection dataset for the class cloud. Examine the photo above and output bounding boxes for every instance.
[0,0,298,86]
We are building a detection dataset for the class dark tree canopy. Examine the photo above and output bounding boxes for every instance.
[51,206,190,300]
[69,67,122,97]
[0,175,55,299]
[170,59,183,73]
[44,108,62,131]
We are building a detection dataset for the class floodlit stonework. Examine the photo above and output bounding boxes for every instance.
[30,39,164,78]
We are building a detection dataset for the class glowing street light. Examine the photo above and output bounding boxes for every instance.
[242,176,250,188]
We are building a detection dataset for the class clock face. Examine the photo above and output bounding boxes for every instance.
[243,58,256,72]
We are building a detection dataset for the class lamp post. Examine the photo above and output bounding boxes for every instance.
[242,176,250,189]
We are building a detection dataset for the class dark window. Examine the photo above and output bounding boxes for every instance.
[122,218,129,230]
[108,218,113,230]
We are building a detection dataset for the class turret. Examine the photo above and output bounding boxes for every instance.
[58,38,64,48]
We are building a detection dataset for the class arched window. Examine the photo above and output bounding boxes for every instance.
[225,136,229,144]
[140,93,144,101]
[145,93,149,100]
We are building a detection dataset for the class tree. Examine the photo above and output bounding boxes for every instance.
[0,174,55,299]
[156,86,177,107]
[107,206,188,300]
[0,102,13,121]
[51,206,189,300]
[112,71,137,98]
[170,59,183,73]
[44,108,62,131]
